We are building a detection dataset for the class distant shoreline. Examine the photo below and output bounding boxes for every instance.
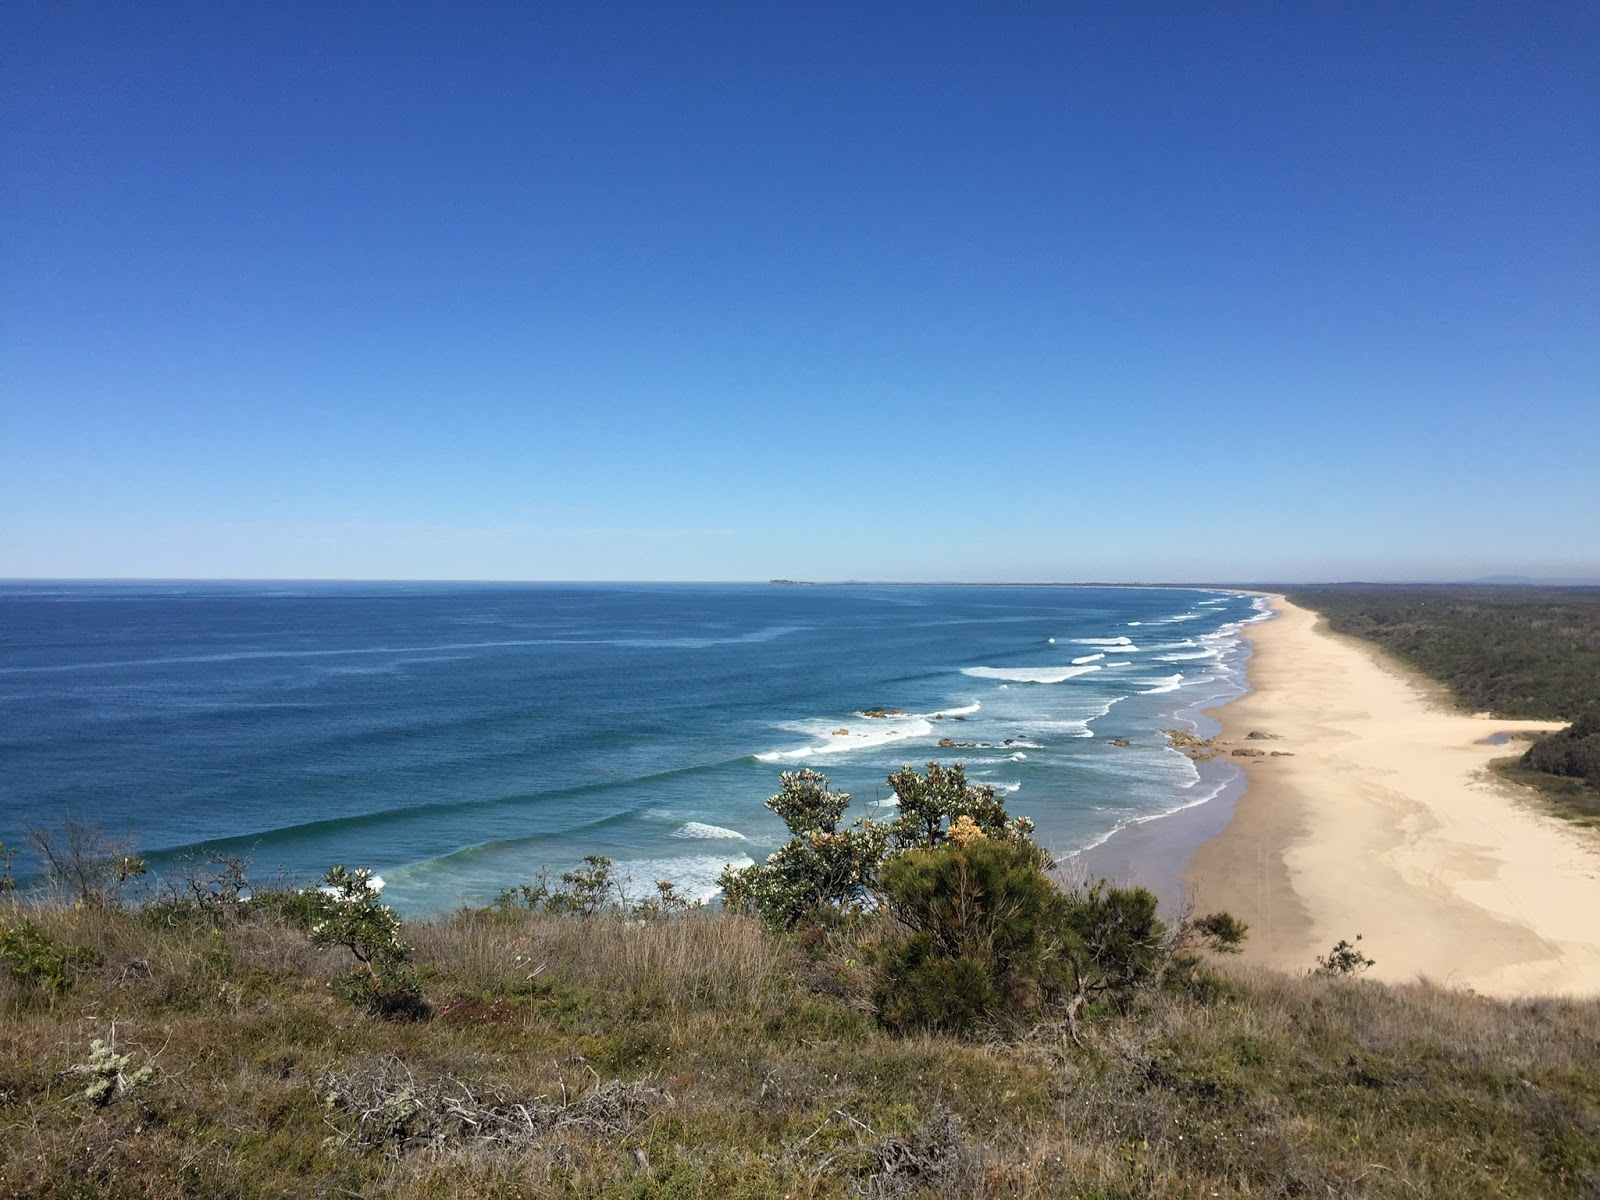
[1181,597,1600,997]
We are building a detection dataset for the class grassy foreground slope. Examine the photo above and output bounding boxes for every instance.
[4,897,1600,1199]
[1282,585,1600,822]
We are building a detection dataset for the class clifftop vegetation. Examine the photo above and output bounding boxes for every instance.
[5,766,1600,1198]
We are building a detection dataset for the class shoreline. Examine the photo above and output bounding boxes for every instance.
[1179,595,1600,996]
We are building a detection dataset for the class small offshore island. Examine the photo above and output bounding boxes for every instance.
[4,586,1600,1197]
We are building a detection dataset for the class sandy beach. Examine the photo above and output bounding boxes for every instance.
[1185,596,1600,997]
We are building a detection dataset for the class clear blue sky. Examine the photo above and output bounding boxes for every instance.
[3,3,1596,582]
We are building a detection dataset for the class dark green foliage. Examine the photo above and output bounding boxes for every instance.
[1315,935,1375,976]
[1056,881,1166,1006]
[873,836,1214,1034]
[874,937,1001,1034]
[875,839,1061,1033]
[1191,911,1249,952]
[718,770,889,929]
[308,866,429,1020]
[0,917,101,996]
[884,761,1038,850]
[242,884,328,930]
[547,855,620,916]
[1285,585,1600,720]
[1522,711,1600,783]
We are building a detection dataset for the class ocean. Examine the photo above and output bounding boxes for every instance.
[0,582,1266,914]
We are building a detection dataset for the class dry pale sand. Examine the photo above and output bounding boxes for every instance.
[1185,595,1600,997]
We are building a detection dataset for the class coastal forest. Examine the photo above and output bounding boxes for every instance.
[1284,584,1600,813]
[5,760,1600,1198]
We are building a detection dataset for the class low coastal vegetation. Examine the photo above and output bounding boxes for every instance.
[5,767,1600,1198]
[1285,585,1600,821]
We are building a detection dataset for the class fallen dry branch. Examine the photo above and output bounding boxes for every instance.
[319,1054,669,1156]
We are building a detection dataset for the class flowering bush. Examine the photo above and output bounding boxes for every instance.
[76,1029,155,1106]
[719,770,889,929]
[309,866,427,1019]
[884,762,1036,852]
[719,762,1040,930]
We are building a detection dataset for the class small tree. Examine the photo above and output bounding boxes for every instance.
[309,866,427,1019]
[875,832,1062,1033]
[885,762,1036,851]
[718,770,889,929]
[26,820,145,907]
[1314,935,1375,977]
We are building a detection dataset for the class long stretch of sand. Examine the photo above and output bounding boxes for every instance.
[1185,595,1600,997]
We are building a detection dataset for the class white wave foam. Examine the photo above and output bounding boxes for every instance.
[1064,771,1234,859]
[673,821,748,841]
[1010,717,1094,738]
[755,716,936,762]
[1071,653,1105,665]
[1073,636,1134,646]
[1126,621,1142,626]
[961,665,1101,684]
[1103,661,1132,668]
[616,854,754,904]
[316,873,385,898]
[1158,649,1220,662]
[934,701,981,717]
[1008,751,1027,761]
[1139,673,1185,694]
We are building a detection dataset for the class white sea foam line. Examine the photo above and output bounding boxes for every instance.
[615,854,754,904]
[1158,649,1220,662]
[1139,673,1185,695]
[961,665,1102,684]
[933,701,981,717]
[672,821,748,840]
[1103,661,1133,668]
[754,716,936,762]
[1065,773,1233,858]
[1071,652,1105,665]
[1009,718,1095,738]
[1062,775,1226,859]
[1073,636,1135,646]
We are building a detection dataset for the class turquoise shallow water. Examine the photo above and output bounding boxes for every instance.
[0,582,1265,914]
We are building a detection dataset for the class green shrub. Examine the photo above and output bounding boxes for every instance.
[873,831,1244,1033]
[874,837,1060,1033]
[1522,711,1600,788]
[0,917,101,996]
[1314,935,1375,976]
[1056,881,1166,1008]
[884,761,1037,850]
[718,770,889,929]
[308,866,429,1020]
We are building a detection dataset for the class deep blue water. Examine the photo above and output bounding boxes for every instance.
[0,582,1265,913]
